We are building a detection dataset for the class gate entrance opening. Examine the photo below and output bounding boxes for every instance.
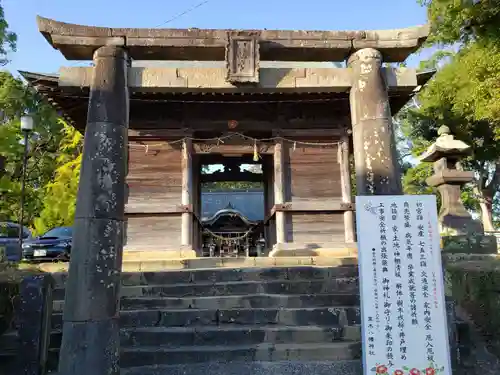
[197,154,268,257]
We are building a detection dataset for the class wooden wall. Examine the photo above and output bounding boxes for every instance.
[123,138,350,253]
[285,144,346,244]
[125,216,181,250]
[125,142,183,251]
[289,213,345,244]
[287,145,342,204]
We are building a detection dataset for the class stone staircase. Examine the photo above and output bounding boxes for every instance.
[47,258,363,374]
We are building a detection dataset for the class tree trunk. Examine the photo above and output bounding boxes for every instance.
[474,185,495,231]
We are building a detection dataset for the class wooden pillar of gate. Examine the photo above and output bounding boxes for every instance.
[181,139,194,251]
[338,135,356,243]
[274,140,287,244]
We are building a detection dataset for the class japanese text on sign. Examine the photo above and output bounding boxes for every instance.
[356,195,451,375]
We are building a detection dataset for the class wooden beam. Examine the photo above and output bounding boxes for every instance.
[128,119,350,137]
[198,154,261,165]
[22,70,432,133]
[128,129,193,139]
[200,172,263,183]
[125,204,192,215]
[272,128,348,138]
[271,201,355,214]
[125,211,184,217]
[193,143,274,155]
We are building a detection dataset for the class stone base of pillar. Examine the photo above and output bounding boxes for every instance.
[268,242,357,258]
[440,214,483,236]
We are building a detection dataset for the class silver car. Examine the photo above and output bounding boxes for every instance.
[0,222,32,262]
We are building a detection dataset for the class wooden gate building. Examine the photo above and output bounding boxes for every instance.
[22,16,432,259]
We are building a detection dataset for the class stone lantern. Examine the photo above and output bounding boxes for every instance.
[419,125,483,236]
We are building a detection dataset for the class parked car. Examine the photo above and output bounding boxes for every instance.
[22,226,73,262]
[0,222,32,262]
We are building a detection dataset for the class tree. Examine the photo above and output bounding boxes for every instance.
[399,46,500,229]
[33,123,82,235]
[0,7,83,233]
[417,0,500,136]
[399,1,500,230]
[0,72,67,228]
[200,164,262,191]
[420,0,500,45]
[0,2,16,65]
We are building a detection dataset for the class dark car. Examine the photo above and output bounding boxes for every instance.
[0,222,32,262]
[22,226,73,262]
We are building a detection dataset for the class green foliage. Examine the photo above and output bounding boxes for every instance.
[406,42,500,226]
[33,123,82,235]
[0,72,62,224]
[0,2,16,66]
[0,72,82,233]
[420,0,500,45]
[400,0,500,229]
[403,162,434,196]
[418,42,500,138]
[32,155,81,235]
[200,164,263,191]
[398,63,500,226]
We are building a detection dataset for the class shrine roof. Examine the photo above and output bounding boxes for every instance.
[201,190,265,222]
[20,69,435,133]
[37,16,429,63]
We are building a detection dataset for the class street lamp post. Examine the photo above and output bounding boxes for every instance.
[18,115,34,248]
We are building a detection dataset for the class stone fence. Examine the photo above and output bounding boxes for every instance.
[0,273,55,375]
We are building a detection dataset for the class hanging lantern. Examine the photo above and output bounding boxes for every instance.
[228,120,238,129]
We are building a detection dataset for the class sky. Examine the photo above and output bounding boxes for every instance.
[3,0,431,75]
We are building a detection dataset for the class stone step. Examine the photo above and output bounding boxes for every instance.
[49,325,362,349]
[49,265,359,289]
[122,249,357,262]
[52,278,359,301]
[51,307,361,330]
[118,342,362,367]
[0,331,21,374]
[119,361,363,375]
[121,265,358,286]
[47,344,362,370]
[120,326,361,347]
[0,330,18,354]
[37,256,358,274]
[52,293,360,313]
[119,293,361,311]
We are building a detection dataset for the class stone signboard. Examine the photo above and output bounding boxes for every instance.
[356,195,451,375]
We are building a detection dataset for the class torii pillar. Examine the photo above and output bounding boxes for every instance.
[348,48,403,195]
[58,46,129,375]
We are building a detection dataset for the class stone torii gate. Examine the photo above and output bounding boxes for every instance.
[33,16,429,374]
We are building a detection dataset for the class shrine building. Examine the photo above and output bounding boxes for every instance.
[22,16,433,259]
